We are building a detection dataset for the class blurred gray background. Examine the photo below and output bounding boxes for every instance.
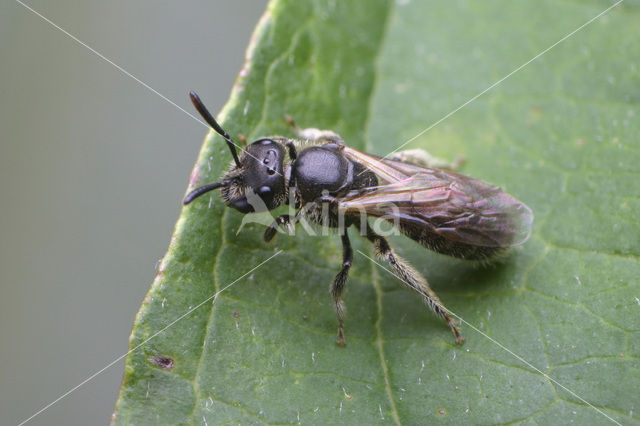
[0,1,268,424]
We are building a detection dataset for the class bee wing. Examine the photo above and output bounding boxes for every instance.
[342,146,414,183]
[339,148,533,247]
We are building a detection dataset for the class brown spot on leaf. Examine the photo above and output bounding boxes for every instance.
[438,408,446,416]
[525,106,542,126]
[151,356,174,370]
[233,311,240,318]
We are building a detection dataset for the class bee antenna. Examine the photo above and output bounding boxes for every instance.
[183,182,227,205]
[189,91,242,168]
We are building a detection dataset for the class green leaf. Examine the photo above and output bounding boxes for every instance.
[113,0,640,424]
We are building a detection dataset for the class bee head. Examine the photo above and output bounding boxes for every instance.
[183,92,288,213]
[240,138,287,210]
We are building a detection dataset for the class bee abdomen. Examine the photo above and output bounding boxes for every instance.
[397,222,507,261]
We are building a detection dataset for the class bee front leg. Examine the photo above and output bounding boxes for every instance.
[331,230,353,346]
[263,214,293,242]
[363,222,464,344]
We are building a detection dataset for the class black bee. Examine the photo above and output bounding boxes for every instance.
[184,91,533,346]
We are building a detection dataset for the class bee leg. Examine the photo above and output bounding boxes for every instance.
[299,128,344,145]
[364,223,464,344]
[389,149,464,171]
[331,230,353,346]
[284,117,345,146]
[263,214,293,242]
[285,140,297,160]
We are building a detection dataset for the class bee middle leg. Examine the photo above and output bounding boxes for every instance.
[363,222,464,344]
[331,230,352,346]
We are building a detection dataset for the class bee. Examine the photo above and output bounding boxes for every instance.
[184,91,534,346]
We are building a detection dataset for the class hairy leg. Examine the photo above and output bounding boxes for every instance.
[364,223,464,343]
[389,148,464,170]
[331,231,353,346]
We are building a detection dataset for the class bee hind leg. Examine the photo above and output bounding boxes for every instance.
[363,222,464,344]
[330,230,353,346]
[389,149,464,171]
